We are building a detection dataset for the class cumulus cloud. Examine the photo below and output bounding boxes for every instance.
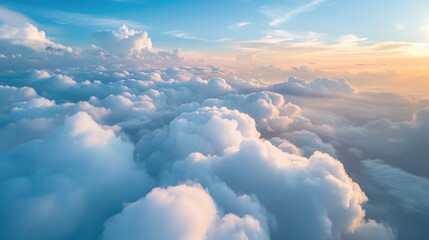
[0,112,153,240]
[3,62,425,239]
[269,76,356,97]
[202,91,304,138]
[0,7,184,72]
[344,220,396,240]
[0,8,72,55]
[102,184,268,240]
[0,66,405,240]
[0,22,72,53]
[280,130,337,157]
[93,25,153,57]
[93,25,184,62]
[134,104,393,240]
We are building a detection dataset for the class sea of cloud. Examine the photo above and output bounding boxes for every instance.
[1,17,428,240]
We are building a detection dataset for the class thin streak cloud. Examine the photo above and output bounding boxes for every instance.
[163,30,206,41]
[229,22,251,29]
[41,10,148,29]
[164,31,232,43]
[262,0,326,26]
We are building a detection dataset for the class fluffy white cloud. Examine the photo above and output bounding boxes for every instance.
[0,7,72,55]
[202,91,305,138]
[132,104,393,240]
[0,22,72,53]
[270,77,355,97]
[93,25,153,57]
[0,112,154,240]
[344,220,396,240]
[0,65,409,240]
[0,85,39,111]
[93,25,184,62]
[3,63,423,239]
[102,184,268,240]
[167,144,388,239]
[0,9,184,72]
[136,106,259,177]
[280,130,337,157]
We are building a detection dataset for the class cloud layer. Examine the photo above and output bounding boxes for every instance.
[1,63,411,239]
[1,11,428,240]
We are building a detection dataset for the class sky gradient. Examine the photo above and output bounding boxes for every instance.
[1,0,429,97]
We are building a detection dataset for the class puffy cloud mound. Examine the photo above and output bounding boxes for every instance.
[1,63,415,239]
[0,65,406,239]
[202,91,305,137]
[0,22,72,54]
[102,184,268,240]
[344,220,396,240]
[270,77,355,97]
[0,8,183,71]
[0,7,72,55]
[93,25,153,57]
[134,104,393,240]
[136,106,259,177]
[0,112,153,240]
[92,25,184,62]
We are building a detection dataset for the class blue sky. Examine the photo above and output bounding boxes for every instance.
[2,0,429,51]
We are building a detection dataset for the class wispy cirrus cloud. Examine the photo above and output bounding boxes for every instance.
[261,0,326,26]
[228,22,251,30]
[420,19,429,38]
[163,30,206,41]
[212,38,233,42]
[163,30,232,43]
[231,29,429,57]
[41,10,148,29]
[232,30,325,50]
